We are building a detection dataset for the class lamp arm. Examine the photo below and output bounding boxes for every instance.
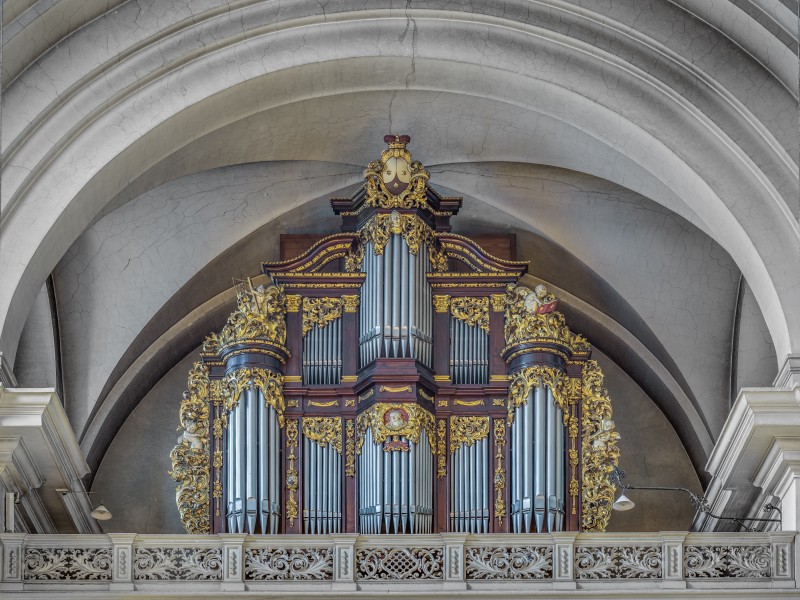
[625,484,781,524]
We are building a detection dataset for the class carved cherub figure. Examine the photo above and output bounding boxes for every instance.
[177,411,206,451]
[587,418,619,451]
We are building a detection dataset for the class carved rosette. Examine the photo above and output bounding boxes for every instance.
[302,417,343,453]
[503,284,588,353]
[224,367,286,427]
[507,365,568,423]
[450,297,489,332]
[356,403,437,453]
[581,360,620,532]
[218,283,288,348]
[169,362,212,534]
[302,297,343,335]
[449,416,490,453]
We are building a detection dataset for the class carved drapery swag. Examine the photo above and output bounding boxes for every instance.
[353,211,447,272]
[302,297,344,336]
[450,297,489,332]
[449,416,490,453]
[302,417,343,453]
[224,367,286,426]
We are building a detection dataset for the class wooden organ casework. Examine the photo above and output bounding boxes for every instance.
[170,135,620,536]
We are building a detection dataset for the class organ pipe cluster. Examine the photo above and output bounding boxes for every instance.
[171,135,620,537]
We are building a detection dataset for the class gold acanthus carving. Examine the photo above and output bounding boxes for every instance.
[302,297,343,336]
[581,360,620,533]
[566,377,581,516]
[433,295,451,313]
[449,416,490,453]
[356,403,436,454]
[342,294,360,313]
[285,295,301,313]
[364,136,430,209]
[450,297,489,332]
[357,211,447,271]
[493,419,507,524]
[507,365,567,424]
[285,420,299,526]
[345,420,356,477]
[437,419,447,478]
[169,362,212,534]
[224,367,285,427]
[344,241,365,272]
[503,284,588,353]
[202,332,220,354]
[490,294,506,313]
[219,282,288,348]
[302,417,343,453]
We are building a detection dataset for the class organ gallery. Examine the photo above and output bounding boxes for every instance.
[170,135,620,536]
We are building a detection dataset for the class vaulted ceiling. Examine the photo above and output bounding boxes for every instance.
[2,1,798,528]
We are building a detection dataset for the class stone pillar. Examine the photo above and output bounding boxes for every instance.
[0,533,25,590]
[441,533,467,590]
[219,533,246,591]
[552,532,577,589]
[331,533,357,590]
[661,532,686,587]
[108,533,136,591]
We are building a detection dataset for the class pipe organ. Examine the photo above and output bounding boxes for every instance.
[170,135,621,537]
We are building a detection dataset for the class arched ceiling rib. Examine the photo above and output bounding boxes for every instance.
[2,0,797,492]
[1,15,797,374]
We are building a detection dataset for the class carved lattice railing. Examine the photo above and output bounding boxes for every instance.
[1,532,794,594]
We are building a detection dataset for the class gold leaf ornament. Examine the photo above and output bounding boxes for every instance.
[169,362,212,534]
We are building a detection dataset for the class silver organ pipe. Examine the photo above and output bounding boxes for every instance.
[449,435,490,533]
[449,316,488,385]
[358,235,433,368]
[303,315,342,386]
[225,387,281,534]
[300,428,342,535]
[509,383,566,533]
[357,429,434,534]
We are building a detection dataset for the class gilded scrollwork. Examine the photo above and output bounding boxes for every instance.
[363,135,430,210]
[356,403,437,453]
[224,367,286,427]
[449,416,490,453]
[302,417,343,453]
[219,282,288,347]
[285,420,299,526]
[493,419,507,524]
[344,240,365,272]
[437,419,447,478]
[342,294,360,313]
[302,297,343,335]
[503,284,588,353]
[169,362,212,534]
[357,211,447,272]
[450,297,489,332]
[345,420,356,477]
[507,365,568,423]
[581,360,620,532]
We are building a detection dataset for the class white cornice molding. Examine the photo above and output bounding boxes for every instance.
[0,387,95,533]
[773,354,800,388]
[699,386,800,531]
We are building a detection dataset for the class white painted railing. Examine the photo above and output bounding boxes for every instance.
[0,532,796,596]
